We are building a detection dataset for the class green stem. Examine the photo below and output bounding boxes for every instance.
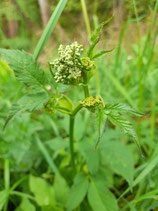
[80,0,91,39]
[11,191,35,201]
[72,104,82,116]
[4,159,10,190]
[83,72,90,98]
[69,116,75,173]
[4,159,10,211]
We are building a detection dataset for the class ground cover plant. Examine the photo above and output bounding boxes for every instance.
[0,0,158,211]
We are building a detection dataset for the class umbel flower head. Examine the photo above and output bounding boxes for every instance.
[50,42,84,85]
[80,96,104,112]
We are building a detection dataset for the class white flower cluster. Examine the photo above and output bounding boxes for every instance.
[51,42,84,84]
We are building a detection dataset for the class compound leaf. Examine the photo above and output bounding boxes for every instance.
[4,92,48,129]
[0,49,48,92]
[104,103,144,116]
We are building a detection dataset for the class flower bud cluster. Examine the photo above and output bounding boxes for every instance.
[80,96,104,112]
[51,42,84,84]
[81,57,94,71]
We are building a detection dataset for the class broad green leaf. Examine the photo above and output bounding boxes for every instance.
[66,173,89,210]
[29,175,56,207]
[92,49,114,60]
[88,177,118,211]
[0,49,48,92]
[16,197,35,211]
[104,103,144,116]
[46,137,68,151]
[79,140,100,175]
[54,174,69,206]
[100,140,134,188]
[33,0,67,60]
[4,92,48,129]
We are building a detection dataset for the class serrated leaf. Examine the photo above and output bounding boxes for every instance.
[88,177,118,211]
[66,173,89,211]
[87,37,100,59]
[88,18,112,59]
[107,113,136,139]
[90,17,112,43]
[0,49,48,92]
[100,140,134,188]
[54,174,69,206]
[4,92,48,129]
[92,49,114,59]
[29,175,56,207]
[106,113,142,156]
[104,103,144,116]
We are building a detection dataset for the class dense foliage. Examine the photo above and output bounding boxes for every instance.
[0,0,158,211]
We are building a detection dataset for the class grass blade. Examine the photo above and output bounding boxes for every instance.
[33,0,67,61]
[119,155,158,199]
[36,135,59,174]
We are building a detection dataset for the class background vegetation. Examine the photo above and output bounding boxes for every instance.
[0,0,158,210]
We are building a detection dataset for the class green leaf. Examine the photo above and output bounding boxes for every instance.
[88,18,112,59]
[100,140,134,188]
[87,37,100,59]
[66,173,89,210]
[4,92,48,129]
[33,0,67,60]
[94,109,106,149]
[92,49,114,60]
[88,177,118,211]
[90,18,112,43]
[104,103,144,116]
[54,174,69,206]
[29,175,56,207]
[16,197,35,211]
[79,140,100,175]
[0,49,48,92]
[106,113,142,154]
